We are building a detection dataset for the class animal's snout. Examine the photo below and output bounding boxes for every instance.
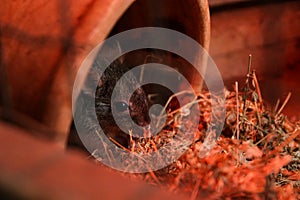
[130,111,151,127]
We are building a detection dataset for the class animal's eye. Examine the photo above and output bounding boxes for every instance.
[114,101,129,112]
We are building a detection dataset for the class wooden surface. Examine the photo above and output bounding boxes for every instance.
[0,121,186,199]
[0,0,210,145]
[209,1,300,118]
[0,0,135,143]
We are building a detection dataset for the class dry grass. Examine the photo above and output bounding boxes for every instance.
[95,58,300,199]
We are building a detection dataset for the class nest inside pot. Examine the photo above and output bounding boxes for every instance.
[83,57,300,200]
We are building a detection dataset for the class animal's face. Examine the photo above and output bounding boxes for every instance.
[80,42,151,147]
[112,86,150,129]
[96,63,150,137]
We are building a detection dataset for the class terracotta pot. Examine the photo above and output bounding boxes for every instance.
[0,0,210,145]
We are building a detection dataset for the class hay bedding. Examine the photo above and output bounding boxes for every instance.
[95,60,300,200]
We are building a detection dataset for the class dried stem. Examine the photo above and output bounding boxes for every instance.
[96,130,112,166]
[275,92,292,118]
[268,129,300,156]
[235,81,240,140]
[109,136,130,152]
[274,99,280,115]
[252,70,263,104]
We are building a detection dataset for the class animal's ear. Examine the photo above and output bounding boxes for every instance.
[82,68,102,96]
[100,41,124,64]
[114,41,124,63]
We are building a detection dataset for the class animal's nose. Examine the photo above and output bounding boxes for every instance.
[137,119,149,127]
[131,113,150,127]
